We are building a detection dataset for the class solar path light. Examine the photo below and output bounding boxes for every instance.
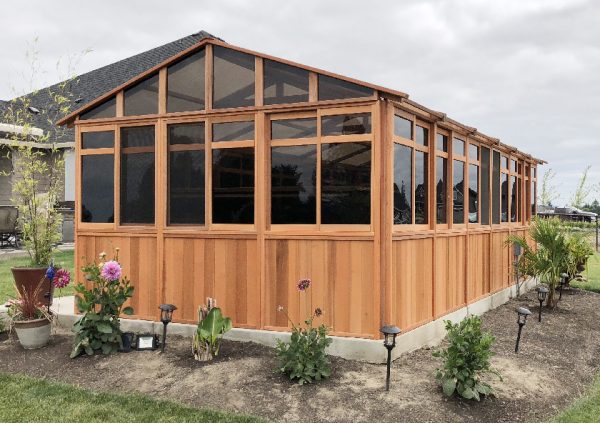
[159,304,177,352]
[380,325,401,391]
[515,307,532,353]
[536,286,548,322]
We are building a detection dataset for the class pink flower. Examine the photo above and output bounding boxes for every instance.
[297,278,311,291]
[101,260,122,282]
[53,268,71,289]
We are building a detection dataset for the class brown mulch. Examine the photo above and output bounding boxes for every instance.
[1,287,599,423]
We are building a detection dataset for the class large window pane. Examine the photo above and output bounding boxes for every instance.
[271,118,316,140]
[264,60,309,105]
[480,147,490,225]
[517,177,522,222]
[321,142,371,224]
[453,160,465,224]
[213,121,254,142]
[167,50,205,113]
[531,180,536,216]
[510,176,518,222]
[124,74,159,116]
[492,151,501,224]
[436,157,447,224]
[321,113,371,136]
[82,131,114,149]
[81,155,114,223]
[394,115,412,139]
[212,148,254,224]
[80,97,116,120]
[213,46,255,109]
[469,164,479,223]
[393,144,412,224]
[120,126,155,224]
[415,151,428,224]
[271,145,316,224]
[318,74,372,101]
[501,173,509,222]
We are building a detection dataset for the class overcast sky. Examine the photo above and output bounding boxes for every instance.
[1,0,598,205]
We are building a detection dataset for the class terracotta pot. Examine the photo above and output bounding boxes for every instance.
[13,317,51,349]
[11,267,53,307]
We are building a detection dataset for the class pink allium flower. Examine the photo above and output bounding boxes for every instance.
[297,278,311,291]
[101,260,122,281]
[53,268,71,289]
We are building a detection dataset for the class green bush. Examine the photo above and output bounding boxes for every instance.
[433,315,500,401]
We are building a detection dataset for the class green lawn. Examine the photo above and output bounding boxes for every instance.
[550,372,600,423]
[572,251,600,293]
[0,373,264,423]
[0,250,75,302]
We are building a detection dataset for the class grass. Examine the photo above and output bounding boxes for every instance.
[0,373,264,423]
[0,250,75,302]
[572,251,600,293]
[550,373,600,423]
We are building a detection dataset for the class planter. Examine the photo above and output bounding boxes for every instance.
[13,317,51,349]
[11,267,53,307]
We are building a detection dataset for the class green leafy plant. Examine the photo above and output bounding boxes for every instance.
[275,278,332,385]
[5,279,50,323]
[71,249,134,358]
[192,297,232,362]
[433,316,500,401]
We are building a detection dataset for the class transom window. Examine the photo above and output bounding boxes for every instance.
[167,50,205,113]
[435,130,449,224]
[80,130,115,223]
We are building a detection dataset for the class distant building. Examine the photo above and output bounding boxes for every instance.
[537,205,597,222]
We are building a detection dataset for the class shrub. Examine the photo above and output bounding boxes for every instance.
[71,249,134,358]
[275,278,332,385]
[433,315,500,401]
[192,297,232,362]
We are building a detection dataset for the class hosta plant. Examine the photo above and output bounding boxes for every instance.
[433,315,500,401]
[192,297,232,362]
[71,249,134,358]
[275,278,332,385]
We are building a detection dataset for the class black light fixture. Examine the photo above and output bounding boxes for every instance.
[159,304,177,352]
[515,307,532,353]
[559,273,569,301]
[380,325,401,391]
[536,286,548,322]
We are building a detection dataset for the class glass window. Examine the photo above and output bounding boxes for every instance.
[271,118,317,140]
[124,74,159,116]
[321,113,371,136]
[453,138,465,156]
[501,156,508,169]
[436,133,448,152]
[263,60,309,105]
[531,179,536,215]
[533,167,537,178]
[510,176,518,222]
[168,123,205,225]
[394,115,412,139]
[82,131,114,149]
[492,151,501,224]
[120,126,155,224]
[415,151,428,224]
[517,177,522,222]
[469,144,479,160]
[317,74,372,101]
[213,46,255,109]
[212,148,254,224]
[80,97,116,120]
[480,147,490,225]
[167,50,205,113]
[511,159,517,173]
[469,164,479,223]
[271,145,316,224]
[436,157,447,224]
[213,121,254,142]
[393,144,412,224]
[415,125,428,146]
[321,142,371,224]
[501,173,509,222]
[453,160,465,224]
[81,155,114,223]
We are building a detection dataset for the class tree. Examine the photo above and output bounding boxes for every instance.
[538,168,560,207]
[571,165,596,209]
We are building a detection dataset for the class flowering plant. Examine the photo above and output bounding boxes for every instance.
[275,278,332,384]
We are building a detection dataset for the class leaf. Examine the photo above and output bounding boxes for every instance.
[442,378,457,397]
[122,307,134,315]
[96,322,113,334]
[461,387,475,400]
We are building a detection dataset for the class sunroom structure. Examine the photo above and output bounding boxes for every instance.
[59,35,543,347]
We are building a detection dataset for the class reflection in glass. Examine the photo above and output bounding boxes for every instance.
[271,145,316,224]
[317,74,372,101]
[453,160,465,224]
[517,177,522,222]
[167,50,205,113]
[510,176,518,222]
[531,180,536,215]
[394,144,412,224]
[469,144,479,160]
[416,125,428,146]
[436,133,448,152]
[81,155,114,223]
[80,97,116,120]
[124,74,159,116]
[453,138,465,156]
[212,148,254,224]
[264,60,309,105]
[415,151,428,224]
[394,115,412,139]
[480,147,490,225]
[82,131,114,149]
[492,151,501,224]
[271,118,316,139]
[436,157,447,224]
[213,121,254,142]
[501,173,509,222]
[321,142,371,224]
[213,46,255,109]
[168,123,205,145]
[321,113,371,136]
[469,164,479,223]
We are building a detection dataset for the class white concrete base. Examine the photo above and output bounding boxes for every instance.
[49,278,538,364]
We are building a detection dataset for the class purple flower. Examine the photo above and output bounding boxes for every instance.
[101,260,122,282]
[45,266,55,281]
[53,268,71,289]
[297,278,311,291]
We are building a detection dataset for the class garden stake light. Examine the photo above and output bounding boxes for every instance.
[159,304,177,352]
[515,307,531,353]
[559,273,569,301]
[380,325,401,391]
[536,286,548,322]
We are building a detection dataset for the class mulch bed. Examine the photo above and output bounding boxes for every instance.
[1,287,599,423]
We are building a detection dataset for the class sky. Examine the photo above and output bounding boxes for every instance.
[1,0,599,205]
